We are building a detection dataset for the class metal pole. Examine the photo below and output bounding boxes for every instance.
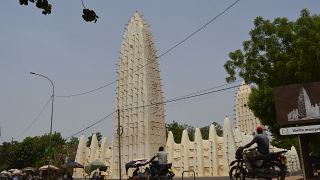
[30,72,55,163]
[117,109,123,180]
[298,134,314,179]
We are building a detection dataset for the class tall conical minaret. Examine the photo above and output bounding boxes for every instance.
[235,82,260,135]
[111,12,166,178]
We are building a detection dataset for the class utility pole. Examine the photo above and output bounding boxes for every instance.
[117,109,123,180]
[30,72,55,162]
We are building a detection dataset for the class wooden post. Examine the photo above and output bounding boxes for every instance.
[117,109,122,180]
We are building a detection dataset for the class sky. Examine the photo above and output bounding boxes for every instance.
[1,0,319,143]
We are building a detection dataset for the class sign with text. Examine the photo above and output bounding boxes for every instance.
[273,82,320,126]
[280,124,320,135]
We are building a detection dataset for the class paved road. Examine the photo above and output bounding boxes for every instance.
[172,176,304,180]
[177,176,306,180]
[74,175,304,180]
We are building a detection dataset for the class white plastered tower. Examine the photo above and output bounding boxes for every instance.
[111,11,166,178]
[235,82,261,135]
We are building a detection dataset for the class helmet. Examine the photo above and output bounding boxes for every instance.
[256,126,263,133]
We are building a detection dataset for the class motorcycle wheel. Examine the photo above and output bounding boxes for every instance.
[229,166,246,180]
[268,162,286,180]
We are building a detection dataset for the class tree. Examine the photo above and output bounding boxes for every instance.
[86,132,102,147]
[0,132,66,171]
[18,0,98,23]
[0,141,19,170]
[165,121,194,143]
[224,9,320,149]
[200,122,223,139]
[19,0,52,15]
[65,137,79,162]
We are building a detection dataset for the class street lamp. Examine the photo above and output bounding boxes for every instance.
[30,72,55,162]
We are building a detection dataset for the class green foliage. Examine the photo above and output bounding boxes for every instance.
[65,137,79,162]
[19,0,52,15]
[271,136,299,151]
[166,121,223,143]
[18,0,99,23]
[67,137,79,147]
[0,142,11,170]
[165,121,194,143]
[200,122,223,139]
[86,132,102,147]
[224,9,320,149]
[0,132,66,171]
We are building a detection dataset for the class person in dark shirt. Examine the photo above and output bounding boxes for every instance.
[242,126,269,155]
[241,125,269,169]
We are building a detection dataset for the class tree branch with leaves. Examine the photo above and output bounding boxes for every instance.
[224,9,320,149]
[18,0,99,23]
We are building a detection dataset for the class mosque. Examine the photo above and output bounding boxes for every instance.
[73,12,301,178]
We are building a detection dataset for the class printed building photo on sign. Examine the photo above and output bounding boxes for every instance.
[273,82,320,126]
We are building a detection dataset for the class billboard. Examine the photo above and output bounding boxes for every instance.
[273,82,320,126]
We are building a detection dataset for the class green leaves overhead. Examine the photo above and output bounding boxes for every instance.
[225,9,320,87]
[224,9,320,149]
[18,0,99,23]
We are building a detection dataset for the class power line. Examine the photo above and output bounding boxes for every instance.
[55,81,115,98]
[122,84,242,111]
[15,97,52,140]
[66,110,116,139]
[55,0,240,98]
[157,0,240,59]
[165,84,240,104]
[66,82,241,138]
[169,80,242,100]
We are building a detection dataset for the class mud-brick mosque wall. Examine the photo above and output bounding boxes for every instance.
[165,117,301,177]
[74,116,301,178]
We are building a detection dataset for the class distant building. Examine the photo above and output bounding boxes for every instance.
[235,82,260,135]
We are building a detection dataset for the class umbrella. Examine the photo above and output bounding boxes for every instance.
[0,170,11,177]
[62,161,84,169]
[8,169,19,172]
[12,169,22,175]
[84,160,107,174]
[22,167,36,172]
[39,165,59,171]
[0,170,10,174]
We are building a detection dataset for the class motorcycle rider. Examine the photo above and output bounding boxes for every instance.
[240,125,269,170]
[150,146,168,178]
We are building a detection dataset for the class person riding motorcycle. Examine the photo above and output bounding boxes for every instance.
[150,146,168,178]
[239,125,269,170]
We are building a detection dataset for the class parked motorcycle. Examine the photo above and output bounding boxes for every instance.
[229,147,287,180]
[125,158,175,180]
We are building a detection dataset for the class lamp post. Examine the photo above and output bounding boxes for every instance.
[30,72,55,163]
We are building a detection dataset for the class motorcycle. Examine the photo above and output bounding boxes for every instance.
[229,147,287,180]
[125,158,175,180]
